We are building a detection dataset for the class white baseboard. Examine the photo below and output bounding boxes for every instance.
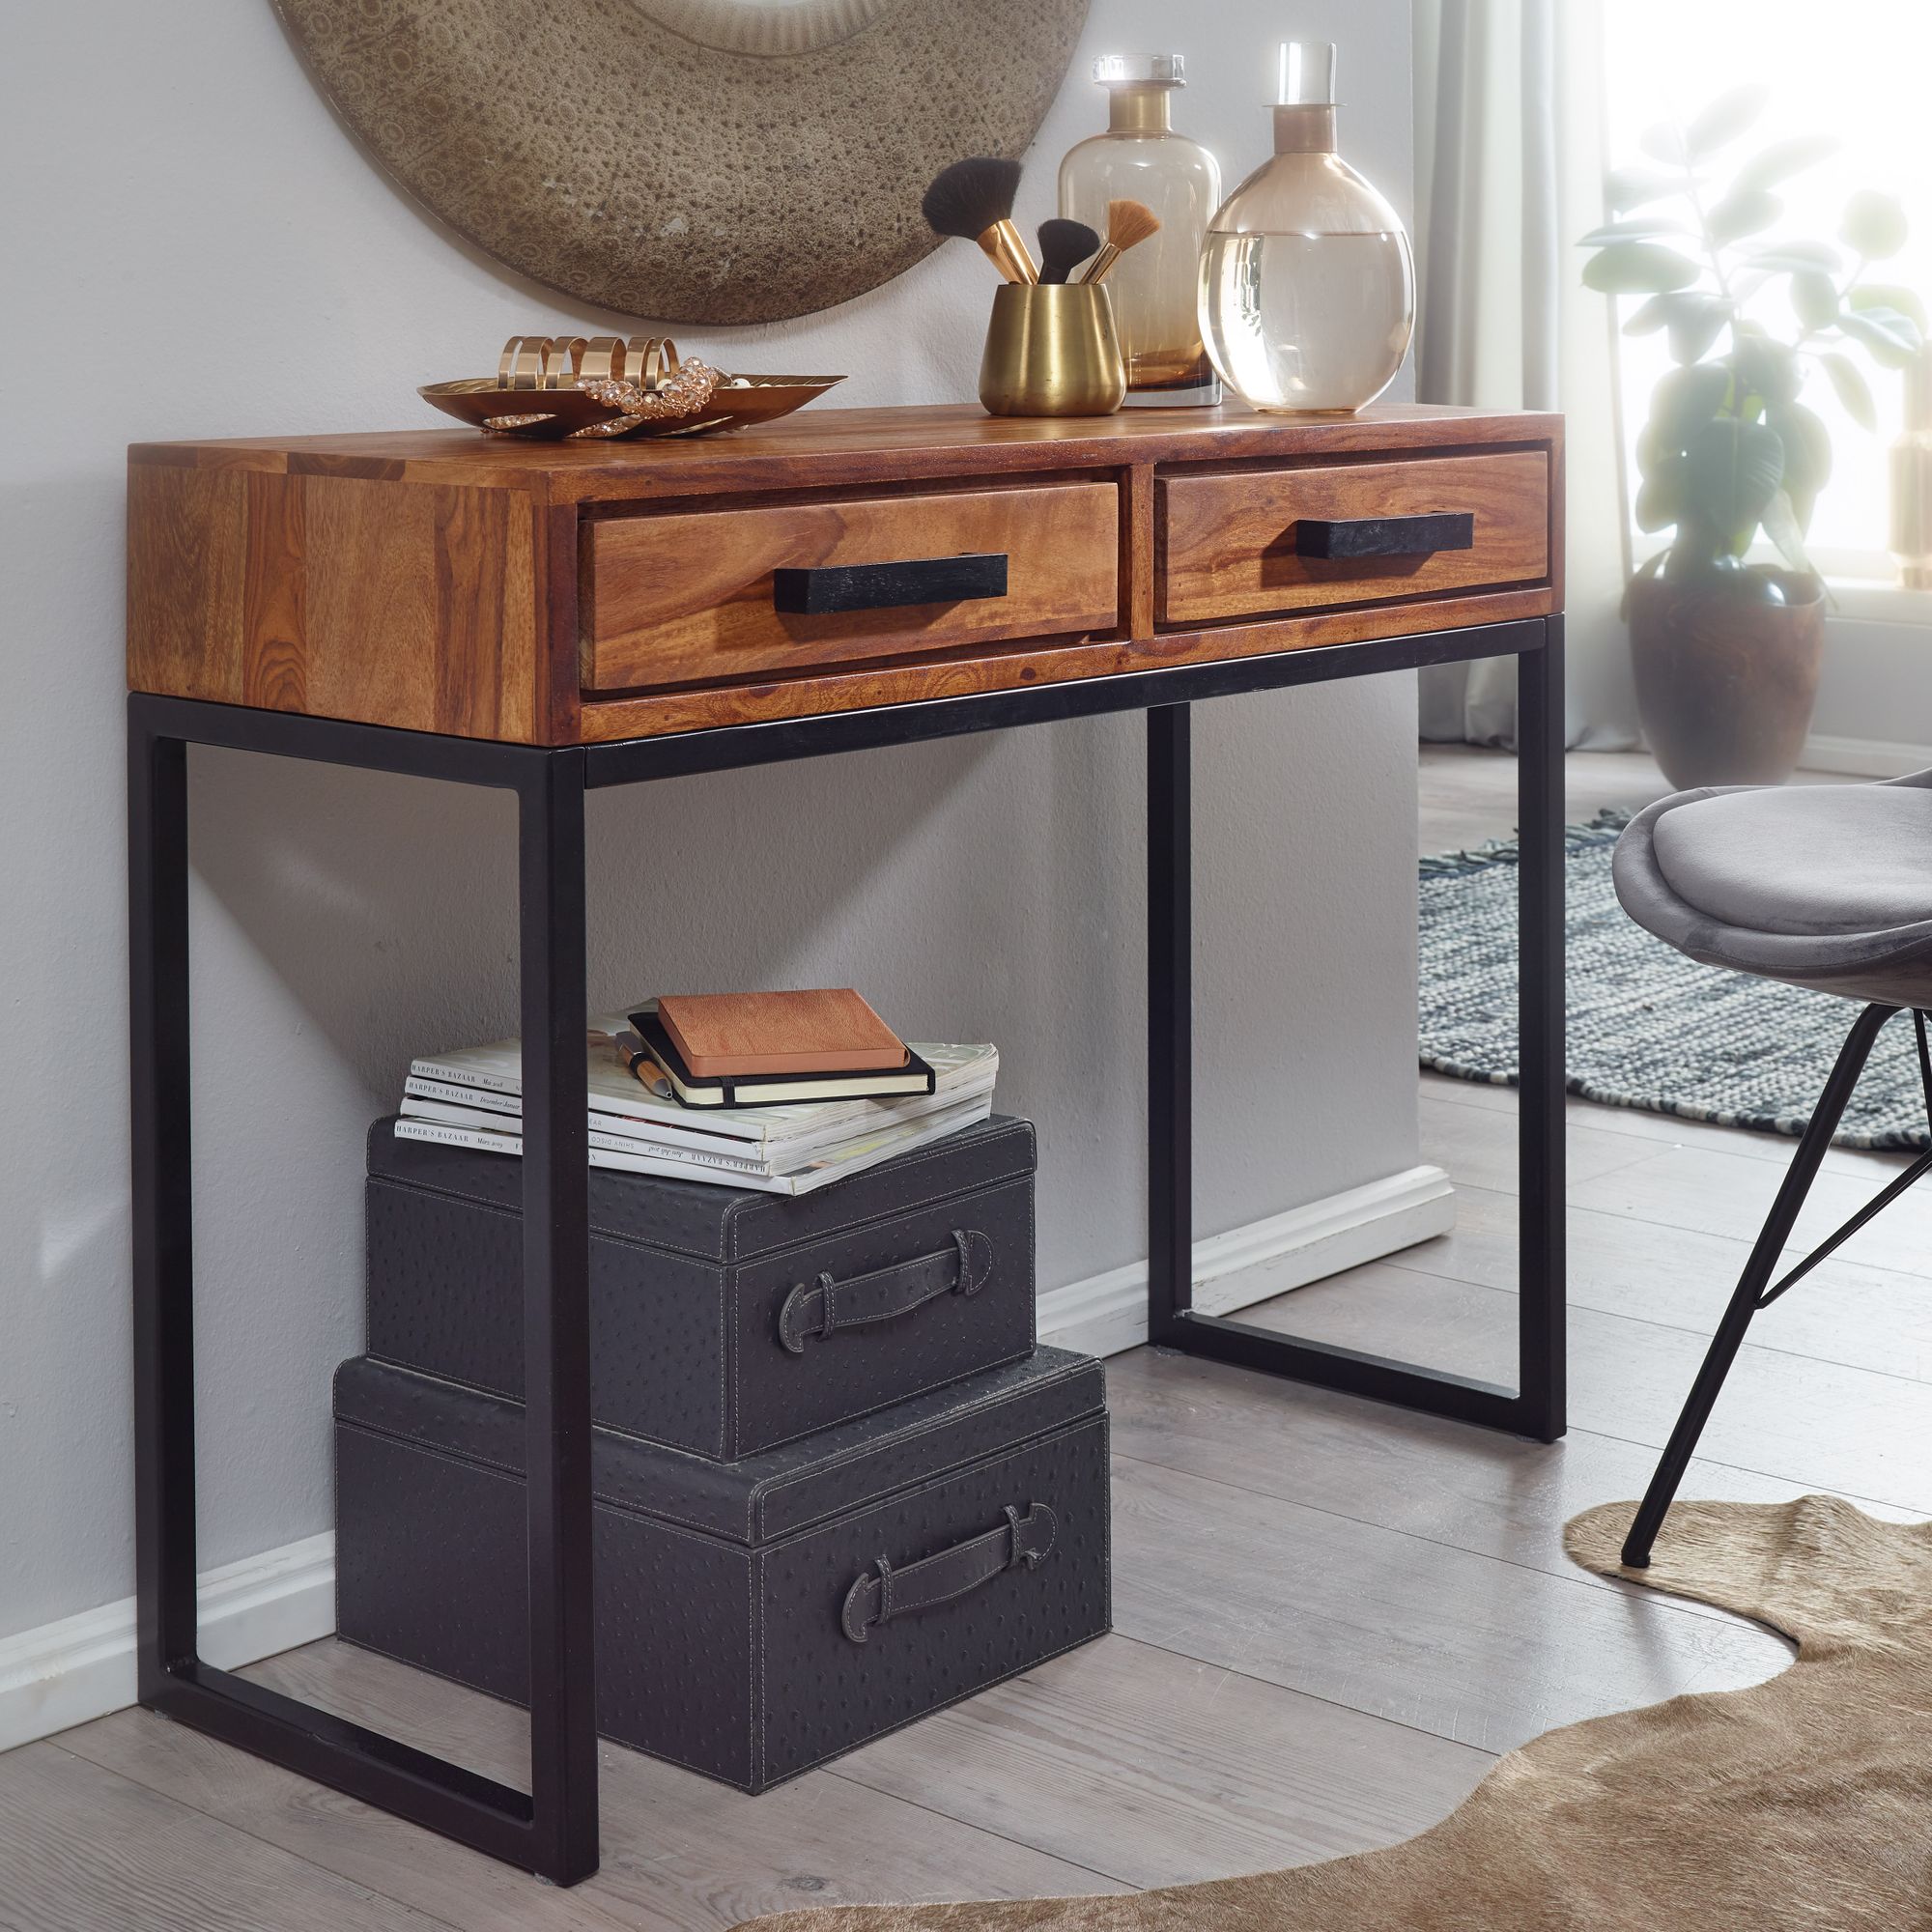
[1802,732,1932,779]
[0,1532,335,1753]
[1037,1163,1457,1359]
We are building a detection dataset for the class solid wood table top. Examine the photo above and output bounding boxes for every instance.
[128,400,1563,745]
[129,400,1562,504]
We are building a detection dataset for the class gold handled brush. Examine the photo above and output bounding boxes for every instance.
[923,157,1038,284]
[1079,199,1161,285]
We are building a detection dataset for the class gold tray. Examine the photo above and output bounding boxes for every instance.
[419,374,844,440]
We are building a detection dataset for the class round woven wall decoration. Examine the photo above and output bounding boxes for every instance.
[272,0,1092,325]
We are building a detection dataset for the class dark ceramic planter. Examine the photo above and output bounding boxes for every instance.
[1629,570,1826,790]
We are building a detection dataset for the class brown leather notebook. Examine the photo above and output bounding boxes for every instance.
[655,989,910,1078]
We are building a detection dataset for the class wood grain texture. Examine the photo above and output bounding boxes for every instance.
[131,405,1561,743]
[1104,1348,1848,1606]
[129,403,1563,505]
[1121,464,1156,641]
[1157,449,1551,627]
[58,1708,629,1932]
[1110,1456,1786,1756]
[830,1633,1489,1889]
[1242,1260,1932,1518]
[127,462,250,703]
[0,1742,452,1932]
[242,1640,1122,1928]
[574,584,1556,740]
[1388,1167,1932,1379]
[582,482,1119,693]
[128,459,547,740]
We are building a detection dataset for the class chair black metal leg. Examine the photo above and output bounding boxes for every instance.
[1620,1000,1900,1568]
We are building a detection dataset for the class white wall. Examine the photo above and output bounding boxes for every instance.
[0,0,1416,1641]
[1809,607,1932,763]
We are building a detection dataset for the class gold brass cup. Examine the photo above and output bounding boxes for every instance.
[978,283,1128,417]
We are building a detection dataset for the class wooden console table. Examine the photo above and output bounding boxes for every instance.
[127,402,1565,1884]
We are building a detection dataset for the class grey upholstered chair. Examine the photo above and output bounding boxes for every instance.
[1612,769,1932,1567]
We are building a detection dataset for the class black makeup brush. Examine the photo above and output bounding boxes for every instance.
[1037,217,1101,285]
[922,156,1038,284]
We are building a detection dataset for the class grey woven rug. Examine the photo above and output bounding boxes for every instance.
[1418,810,1931,1151]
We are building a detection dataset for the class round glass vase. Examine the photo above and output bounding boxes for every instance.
[1059,55,1221,407]
[1198,42,1415,414]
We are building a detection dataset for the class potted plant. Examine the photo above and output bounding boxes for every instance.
[1582,86,1922,787]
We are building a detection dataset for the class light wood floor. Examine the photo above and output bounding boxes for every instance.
[8,748,1913,1932]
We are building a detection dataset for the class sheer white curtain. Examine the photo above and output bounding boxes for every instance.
[1412,0,1637,749]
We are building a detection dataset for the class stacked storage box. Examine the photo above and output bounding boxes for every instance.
[333,1113,1111,1792]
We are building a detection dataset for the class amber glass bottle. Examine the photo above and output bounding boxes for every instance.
[1058,55,1221,407]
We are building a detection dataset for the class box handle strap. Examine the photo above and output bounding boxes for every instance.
[779,1229,989,1355]
[841,1502,1057,1644]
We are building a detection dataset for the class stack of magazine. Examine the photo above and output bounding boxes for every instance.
[395,1013,998,1196]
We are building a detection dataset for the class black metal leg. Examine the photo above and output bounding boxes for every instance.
[1516,625,1567,1441]
[1620,1000,1900,1568]
[129,711,197,1699]
[517,750,599,1885]
[1142,621,1568,1439]
[128,697,600,1883]
[1148,704,1192,1347]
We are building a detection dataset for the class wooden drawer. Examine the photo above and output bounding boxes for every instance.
[582,482,1120,693]
[1158,449,1549,628]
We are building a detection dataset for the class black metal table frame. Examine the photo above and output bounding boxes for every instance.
[128,612,1564,1888]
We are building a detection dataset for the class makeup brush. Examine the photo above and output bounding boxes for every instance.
[922,157,1038,284]
[1036,216,1102,286]
[1079,199,1161,285]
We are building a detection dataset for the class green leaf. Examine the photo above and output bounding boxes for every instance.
[1667,296,1733,364]
[1687,84,1772,159]
[1792,270,1840,330]
[1649,363,1732,447]
[1822,351,1878,430]
[1731,133,1841,195]
[1625,292,1735,353]
[1760,488,1819,578]
[1582,242,1702,295]
[1634,416,1671,476]
[1683,417,1785,542]
[1734,334,1802,407]
[1838,306,1923,368]
[1851,284,1930,329]
[1766,401,1833,530]
[1577,214,1692,247]
[1707,189,1780,245]
[1842,188,1909,260]
[1640,120,1691,166]
[1748,242,1846,274]
[1605,164,1685,212]
[1624,296,1669,336]
[1634,455,1689,532]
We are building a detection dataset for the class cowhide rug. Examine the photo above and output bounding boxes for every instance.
[735,1496,1932,1932]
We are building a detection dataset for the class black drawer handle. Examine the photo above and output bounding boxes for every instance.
[841,1502,1056,1644]
[1294,512,1475,560]
[772,553,1009,615]
[780,1229,989,1355]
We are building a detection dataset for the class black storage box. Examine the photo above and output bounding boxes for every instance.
[364,1114,1037,1461]
[333,1347,1110,1792]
